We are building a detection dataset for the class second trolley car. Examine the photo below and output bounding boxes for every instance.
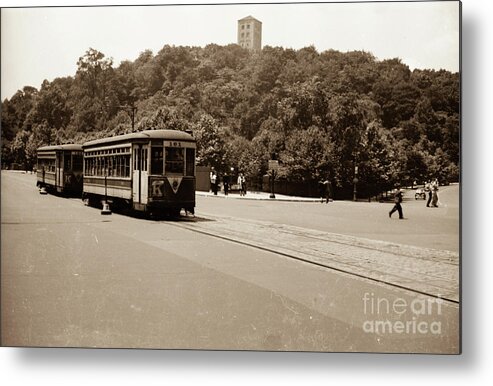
[36,144,84,195]
[82,129,196,216]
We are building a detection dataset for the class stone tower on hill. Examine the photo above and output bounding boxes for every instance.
[237,16,262,51]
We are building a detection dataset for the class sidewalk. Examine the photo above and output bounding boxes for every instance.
[196,190,321,202]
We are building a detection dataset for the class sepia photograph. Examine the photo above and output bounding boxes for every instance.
[1,0,460,355]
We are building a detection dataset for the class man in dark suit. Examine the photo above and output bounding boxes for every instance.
[389,189,404,219]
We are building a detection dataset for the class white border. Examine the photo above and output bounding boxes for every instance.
[1,0,492,385]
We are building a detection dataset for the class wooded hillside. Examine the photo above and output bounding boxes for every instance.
[1,44,460,195]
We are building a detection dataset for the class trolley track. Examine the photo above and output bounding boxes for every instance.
[166,215,460,305]
[41,195,459,305]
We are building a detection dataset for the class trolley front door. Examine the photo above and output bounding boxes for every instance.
[132,145,148,208]
[56,152,63,191]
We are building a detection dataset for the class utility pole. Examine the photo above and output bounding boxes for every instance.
[268,159,279,199]
[119,103,137,131]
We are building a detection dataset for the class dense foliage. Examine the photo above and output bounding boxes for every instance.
[1,44,459,196]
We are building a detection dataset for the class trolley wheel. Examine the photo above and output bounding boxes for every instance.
[169,208,182,218]
[85,194,99,208]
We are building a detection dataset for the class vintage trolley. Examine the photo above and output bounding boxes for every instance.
[36,144,84,195]
[82,129,196,216]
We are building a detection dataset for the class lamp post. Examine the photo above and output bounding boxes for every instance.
[269,170,276,199]
[268,159,278,199]
[353,165,359,202]
[119,103,137,131]
[101,168,111,215]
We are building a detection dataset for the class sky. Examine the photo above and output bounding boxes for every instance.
[1,0,460,101]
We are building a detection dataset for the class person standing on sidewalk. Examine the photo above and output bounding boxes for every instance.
[238,173,246,196]
[431,178,439,207]
[242,175,247,196]
[425,181,433,207]
[210,170,218,195]
[215,174,221,195]
[210,168,216,193]
[223,172,230,196]
[389,188,404,219]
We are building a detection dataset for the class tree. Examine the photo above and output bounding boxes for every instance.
[1,44,459,196]
[71,48,115,132]
[76,48,113,98]
[1,142,14,167]
[10,130,31,169]
[357,121,403,195]
[277,79,329,133]
[441,113,460,165]
[132,50,163,97]
[138,106,187,132]
[1,99,18,142]
[403,148,429,186]
[23,123,55,170]
[70,96,106,133]
[223,134,255,175]
[114,60,139,108]
[333,51,378,94]
[155,45,197,93]
[326,93,366,183]
[1,86,38,140]
[280,126,335,182]
[32,79,73,130]
[193,114,226,171]
[253,46,286,93]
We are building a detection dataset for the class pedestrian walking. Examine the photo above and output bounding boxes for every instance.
[323,179,333,203]
[389,188,404,219]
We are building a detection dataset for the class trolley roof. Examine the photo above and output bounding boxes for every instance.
[37,144,83,152]
[82,129,195,149]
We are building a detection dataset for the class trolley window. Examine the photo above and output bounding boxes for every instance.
[151,146,164,175]
[165,147,184,175]
[73,153,83,172]
[64,154,71,170]
[142,148,148,172]
[186,148,195,176]
[124,155,130,177]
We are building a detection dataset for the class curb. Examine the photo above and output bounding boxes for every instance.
[195,191,321,203]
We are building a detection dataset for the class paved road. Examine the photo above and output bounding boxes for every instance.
[196,184,460,252]
[1,172,459,353]
[176,214,459,302]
